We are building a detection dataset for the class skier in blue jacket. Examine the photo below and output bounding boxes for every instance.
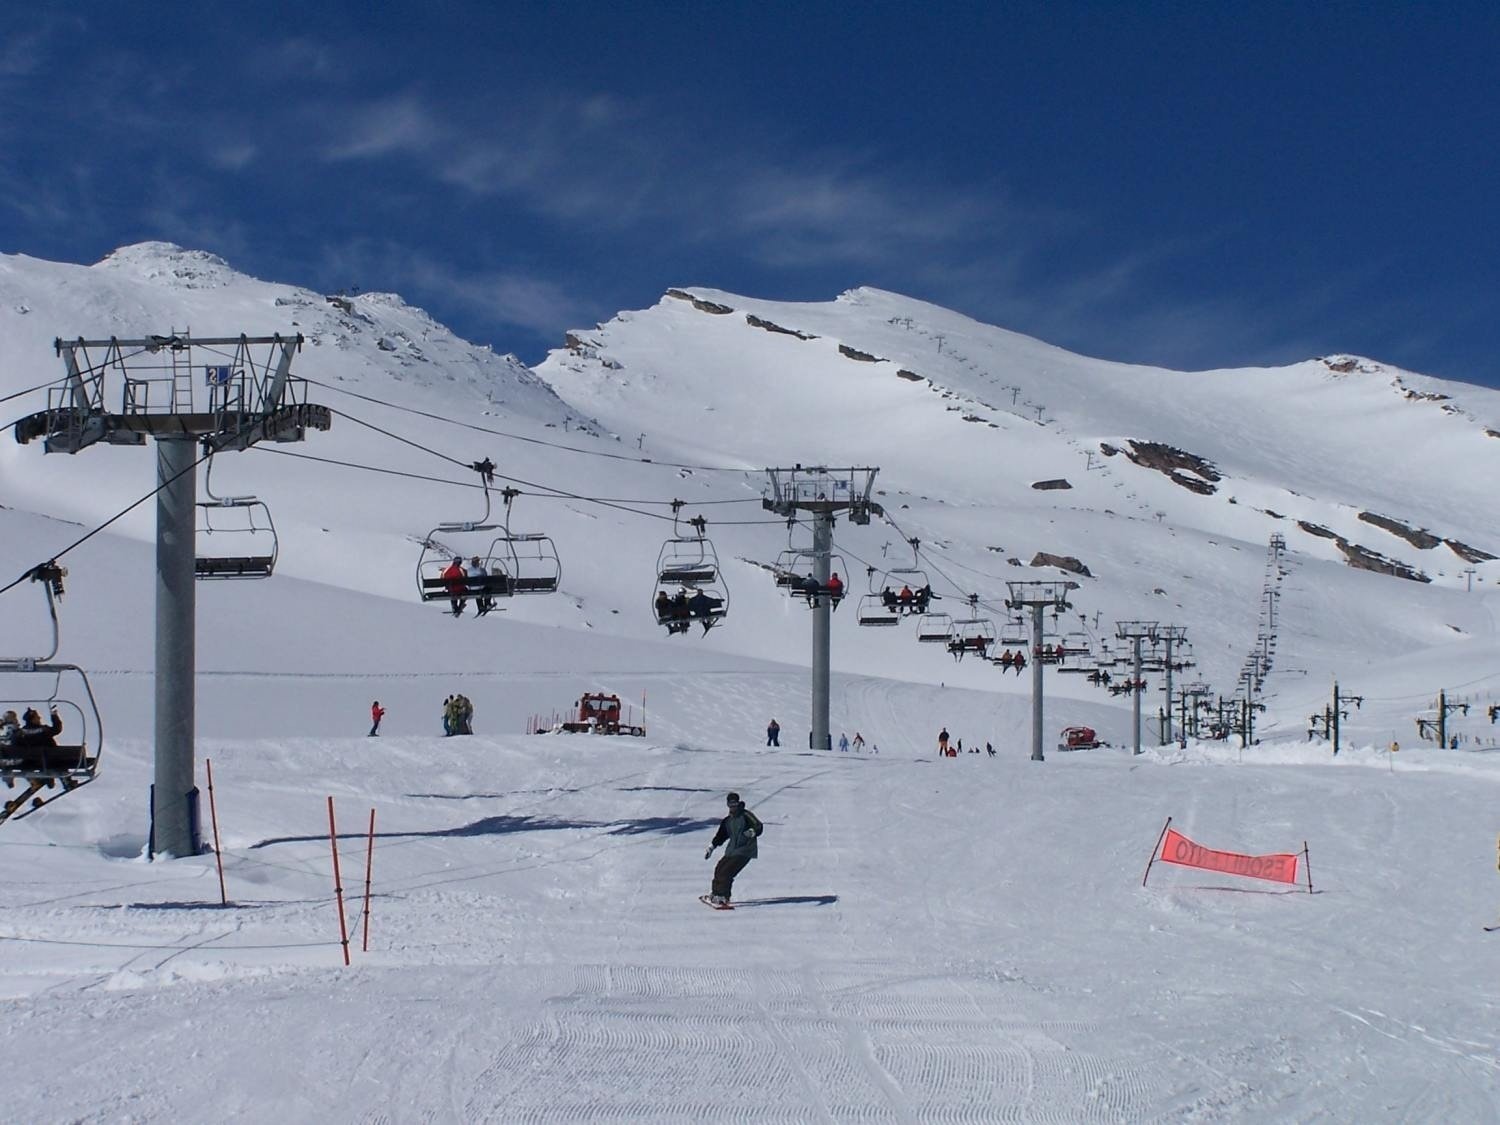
[703,792,764,906]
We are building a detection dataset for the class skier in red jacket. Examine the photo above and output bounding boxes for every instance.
[369,701,386,737]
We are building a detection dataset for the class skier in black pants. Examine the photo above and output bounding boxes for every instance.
[704,792,763,906]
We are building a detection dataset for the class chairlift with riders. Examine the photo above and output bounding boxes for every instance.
[1,562,104,825]
[653,505,728,635]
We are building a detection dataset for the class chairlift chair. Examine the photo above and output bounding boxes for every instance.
[916,612,954,643]
[857,566,901,627]
[999,616,1029,646]
[415,471,509,609]
[194,454,277,579]
[0,564,104,825]
[652,510,728,634]
[656,513,721,587]
[881,539,930,616]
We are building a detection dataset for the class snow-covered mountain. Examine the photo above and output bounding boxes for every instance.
[4,245,1500,1121]
[3,244,1499,747]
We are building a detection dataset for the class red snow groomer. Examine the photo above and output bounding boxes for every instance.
[557,693,646,737]
[1057,725,1103,752]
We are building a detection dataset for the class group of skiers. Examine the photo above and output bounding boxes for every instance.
[879,584,934,614]
[655,587,724,635]
[936,727,995,758]
[442,694,475,735]
[797,571,845,607]
[994,649,1029,674]
[0,707,63,749]
[439,555,508,617]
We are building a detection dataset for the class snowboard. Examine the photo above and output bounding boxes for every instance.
[699,894,734,911]
[1485,924,1500,932]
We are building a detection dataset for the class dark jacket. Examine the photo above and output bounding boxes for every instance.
[712,804,764,859]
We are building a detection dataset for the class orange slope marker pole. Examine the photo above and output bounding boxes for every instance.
[205,758,228,906]
[361,807,376,952]
[1141,816,1173,887]
[328,796,350,966]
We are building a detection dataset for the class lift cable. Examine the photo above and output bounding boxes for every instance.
[0,443,215,598]
[301,375,753,473]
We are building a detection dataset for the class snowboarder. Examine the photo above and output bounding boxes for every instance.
[703,792,764,906]
[467,556,492,616]
[938,728,949,756]
[827,572,844,606]
[17,707,61,748]
[369,701,385,737]
[766,718,780,747]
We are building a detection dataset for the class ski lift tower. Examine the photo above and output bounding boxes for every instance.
[13,334,330,857]
[1154,624,1189,744]
[763,466,880,751]
[1115,621,1160,755]
[1005,580,1073,762]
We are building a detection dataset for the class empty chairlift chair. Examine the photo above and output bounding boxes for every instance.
[194,455,277,579]
[489,488,561,595]
[0,563,104,825]
[916,612,954,644]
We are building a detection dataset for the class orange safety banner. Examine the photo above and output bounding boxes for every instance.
[1158,827,1299,885]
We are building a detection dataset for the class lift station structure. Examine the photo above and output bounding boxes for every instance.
[763,466,880,751]
[13,333,330,857]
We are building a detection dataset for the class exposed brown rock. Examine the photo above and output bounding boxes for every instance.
[896,369,923,382]
[1337,541,1430,583]
[1031,479,1073,491]
[1123,440,1221,495]
[838,344,885,363]
[1030,552,1092,577]
[745,314,816,340]
[1296,520,1338,540]
[691,298,732,315]
[1358,511,1442,550]
[1445,539,1499,564]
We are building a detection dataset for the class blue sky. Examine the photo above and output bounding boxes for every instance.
[2,3,1497,385]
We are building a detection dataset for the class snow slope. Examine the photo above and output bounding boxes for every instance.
[2,247,1499,1120]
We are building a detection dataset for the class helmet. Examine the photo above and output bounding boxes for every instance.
[726,791,741,806]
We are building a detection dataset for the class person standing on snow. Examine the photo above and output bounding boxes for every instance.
[852,731,865,751]
[703,792,764,906]
[938,728,950,756]
[838,732,850,753]
[369,701,386,737]
[766,718,780,747]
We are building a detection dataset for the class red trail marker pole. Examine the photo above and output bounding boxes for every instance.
[362,808,376,952]
[327,796,350,966]
[205,758,228,906]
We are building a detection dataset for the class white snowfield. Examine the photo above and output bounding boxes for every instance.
[1,245,1498,1121]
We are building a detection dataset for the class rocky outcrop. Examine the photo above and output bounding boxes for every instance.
[1297,520,1431,582]
[1358,511,1443,550]
[838,344,884,363]
[1122,440,1220,495]
[1296,520,1338,540]
[1338,541,1430,583]
[896,369,923,382]
[665,289,732,315]
[1030,552,1092,578]
[1031,479,1073,491]
[1445,539,1498,564]
[745,314,816,340]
